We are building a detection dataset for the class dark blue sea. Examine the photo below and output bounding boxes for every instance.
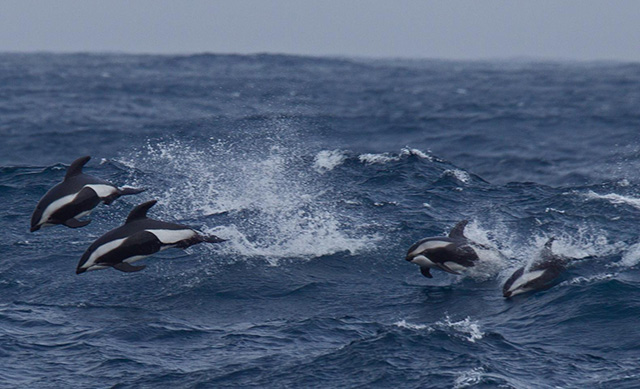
[2,53,640,388]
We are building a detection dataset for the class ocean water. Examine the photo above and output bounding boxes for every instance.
[1,53,640,388]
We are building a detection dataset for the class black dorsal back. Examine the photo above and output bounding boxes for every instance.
[126,200,157,223]
[65,156,91,179]
[448,220,469,239]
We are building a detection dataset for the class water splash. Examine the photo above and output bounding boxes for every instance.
[313,150,347,173]
[119,136,379,264]
[615,242,640,268]
[464,219,626,282]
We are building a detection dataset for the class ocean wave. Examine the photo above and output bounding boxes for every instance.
[442,169,472,184]
[454,367,486,389]
[393,316,485,344]
[392,319,430,331]
[584,191,640,210]
[436,316,485,343]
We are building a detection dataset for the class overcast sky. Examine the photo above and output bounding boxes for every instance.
[1,0,639,61]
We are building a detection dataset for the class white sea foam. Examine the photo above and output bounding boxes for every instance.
[393,320,430,331]
[358,147,433,165]
[538,227,624,261]
[464,217,626,282]
[121,136,379,264]
[615,242,640,268]
[584,191,640,210]
[562,273,616,286]
[313,150,347,173]
[399,147,433,161]
[454,367,485,389]
[457,220,511,281]
[358,152,399,164]
[436,315,484,343]
[443,169,471,184]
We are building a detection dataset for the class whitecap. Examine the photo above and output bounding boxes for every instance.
[443,169,471,184]
[313,150,347,173]
[614,242,640,268]
[563,273,616,285]
[436,315,484,343]
[393,320,430,331]
[399,147,433,161]
[454,367,485,389]
[358,152,399,164]
[584,191,640,210]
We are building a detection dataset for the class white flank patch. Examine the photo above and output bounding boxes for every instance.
[39,193,77,225]
[507,269,546,293]
[84,184,117,198]
[86,265,109,272]
[75,210,92,219]
[410,240,452,256]
[411,255,435,267]
[83,238,127,269]
[38,184,116,226]
[123,255,150,264]
[146,229,196,244]
[443,261,467,272]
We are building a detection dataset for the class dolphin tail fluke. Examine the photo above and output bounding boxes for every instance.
[118,187,146,196]
[102,187,145,205]
[64,218,91,228]
[113,263,146,272]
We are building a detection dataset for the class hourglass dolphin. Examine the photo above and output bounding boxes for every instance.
[405,220,481,278]
[76,200,226,274]
[30,156,144,232]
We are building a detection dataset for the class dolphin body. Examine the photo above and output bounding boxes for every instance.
[405,220,481,278]
[76,200,226,274]
[502,237,571,298]
[30,156,144,232]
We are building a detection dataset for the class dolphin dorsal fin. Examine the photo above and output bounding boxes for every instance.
[126,200,157,223]
[541,237,556,260]
[65,156,91,180]
[448,220,469,239]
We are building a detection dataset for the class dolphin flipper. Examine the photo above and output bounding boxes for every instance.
[420,267,433,278]
[113,263,146,272]
[64,218,91,228]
